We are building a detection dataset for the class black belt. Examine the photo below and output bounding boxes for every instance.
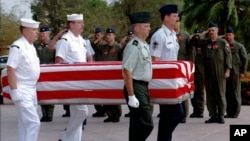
[133,79,149,85]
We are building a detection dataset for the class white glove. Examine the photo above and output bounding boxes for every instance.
[128,95,139,108]
[10,89,23,103]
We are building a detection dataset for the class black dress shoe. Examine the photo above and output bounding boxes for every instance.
[92,112,106,117]
[112,118,120,122]
[189,113,204,118]
[104,117,113,122]
[157,113,160,118]
[224,115,238,118]
[62,113,70,117]
[205,117,218,124]
[217,117,225,124]
[124,112,130,117]
[58,139,63,141]
[40,117,53,122]
[180,118,186,123]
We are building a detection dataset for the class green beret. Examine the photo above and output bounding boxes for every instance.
[128,12,150,24]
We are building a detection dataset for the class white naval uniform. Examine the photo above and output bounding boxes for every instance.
[56,30,88,141]
[149,24,179,60]
[7,36,41,141]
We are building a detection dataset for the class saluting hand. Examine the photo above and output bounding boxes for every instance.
[128,95,139,108]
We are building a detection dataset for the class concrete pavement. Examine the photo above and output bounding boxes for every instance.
[0,103,250,141]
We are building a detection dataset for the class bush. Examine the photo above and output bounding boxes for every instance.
[241,72,250,105]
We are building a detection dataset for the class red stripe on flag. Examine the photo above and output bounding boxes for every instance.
[2,76,8,87]
[37,90,125,100]
[38,68,185,82]
[38,70,123,81]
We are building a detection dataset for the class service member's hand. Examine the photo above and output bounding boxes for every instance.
[10,89,23,103]
[128,95,139,108]
[224,69,230,79]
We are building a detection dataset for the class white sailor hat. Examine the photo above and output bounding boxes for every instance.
[20,18,40,28]
[67,14,83,21]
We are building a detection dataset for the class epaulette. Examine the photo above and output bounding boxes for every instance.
[59,38,68,41]
[132,40,138,46]
[10,45,20,49]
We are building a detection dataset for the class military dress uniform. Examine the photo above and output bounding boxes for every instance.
[150,24,184,141]
[225,39,248,118]
[149,4,184,141]
[202,37,232,123]
[123,36,154,141]
[122,12,153,141]
[8,31,41,141]
[56,29,88,141]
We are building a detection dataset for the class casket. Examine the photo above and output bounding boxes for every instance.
[1,61,195,104]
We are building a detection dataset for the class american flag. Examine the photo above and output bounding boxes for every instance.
[1,61,194,104]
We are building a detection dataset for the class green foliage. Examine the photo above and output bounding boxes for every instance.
[181,0,250,52]
[208,1,224,21]
[227,0,235,21]
[182,2,210,30]
[0,4,22,50]
[29,0,185,40]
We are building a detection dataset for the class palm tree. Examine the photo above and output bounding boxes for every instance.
[180,0,239,35]
[181,0,250,51]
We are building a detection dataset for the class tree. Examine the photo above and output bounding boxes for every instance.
[180,0,239,34]
[30,0,184,40]
[0,4,24,55]
[180,0,250,51]
[30,0,113,37]
[31,0,67,35]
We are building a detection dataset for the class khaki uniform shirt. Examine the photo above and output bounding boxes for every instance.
[122,36,152,82]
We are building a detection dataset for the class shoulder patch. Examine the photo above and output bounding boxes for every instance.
[153,41,158,49]
[132,40,138,46]
[11,45,20,49]
[59,38,68,41]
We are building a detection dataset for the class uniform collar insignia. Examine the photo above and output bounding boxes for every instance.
[132,40,138,46]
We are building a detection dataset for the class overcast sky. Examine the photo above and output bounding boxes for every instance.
[1,0,33,18]
[1,0,118,19]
